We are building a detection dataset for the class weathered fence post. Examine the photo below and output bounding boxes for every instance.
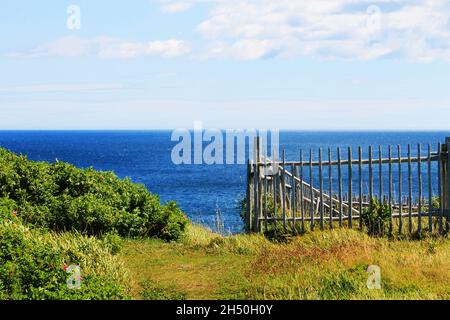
[445,137,450,231]
[281,149,287,231]
[253,137,262,233]
[246,159,254,232]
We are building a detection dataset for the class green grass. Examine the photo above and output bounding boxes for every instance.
[120,224,450,300]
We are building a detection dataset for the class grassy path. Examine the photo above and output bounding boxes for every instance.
[121,238,252,299]
[120,225,450,300]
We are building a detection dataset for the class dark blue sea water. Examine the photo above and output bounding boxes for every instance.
[0,131,449,233]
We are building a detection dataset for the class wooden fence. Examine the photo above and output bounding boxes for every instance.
[246,137,450,236]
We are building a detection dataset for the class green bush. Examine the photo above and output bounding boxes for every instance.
[0,148,188,241]
[431,196,440,210]
[238,193,277,233]
[361,198,391,236]
[0,219,129,300]
[237,194,248,229]
[100,231,123,255]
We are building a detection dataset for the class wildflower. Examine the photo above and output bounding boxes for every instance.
[12,210,17,216]
[63,264,69,271]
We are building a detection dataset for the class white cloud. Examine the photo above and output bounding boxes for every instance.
[205,39,279,60]
[12,36,191,59]
[97,38,191,58]
[0,83,123,93]
[188,0,450,61]
[160,1,194,13]
[32,36,92,57]
[9,1,450,62]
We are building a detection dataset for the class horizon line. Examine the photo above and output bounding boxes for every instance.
[0,129,449,133]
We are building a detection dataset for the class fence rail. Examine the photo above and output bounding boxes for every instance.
[246,137,450,237]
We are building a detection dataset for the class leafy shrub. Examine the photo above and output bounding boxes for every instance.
[238,193,278,233]
[431,196,440,210]
[361,198,391,236]
[237,194,248,229]
[0,148,188,241]
[0,219,129,300]
[100,231,123,255]
[0,198,18,221]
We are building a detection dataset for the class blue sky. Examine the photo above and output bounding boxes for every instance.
[1,0,450,130]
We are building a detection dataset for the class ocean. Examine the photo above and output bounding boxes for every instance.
[0,131,449,233]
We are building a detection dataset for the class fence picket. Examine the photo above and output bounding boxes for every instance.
[246,159,253,232]
[338,147,343,227]
[408,144,413,234]
[319,147,324,230]
[438,143,443,233]
[418,144,422,233]
[272,151,278,238]
[253,138,260,232]
[309,148,315,231]
[379,146,383,203]
[428,144,432,234]
[358,146,363,230]
[282,149,287,232]
[329,147,333,229]
[348,147,353,228]
[291,162,297,233]
[388,145,393,235]
[300,150,305,233]
[446,138,450,232]
[398,145,403,234]
[264,152,268,233]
